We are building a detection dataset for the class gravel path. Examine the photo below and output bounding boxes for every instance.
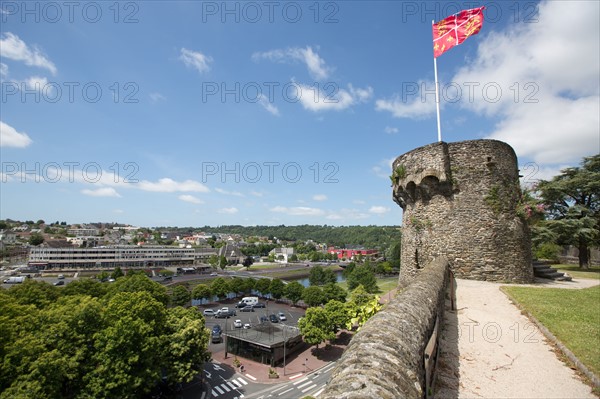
[434,278,598,399]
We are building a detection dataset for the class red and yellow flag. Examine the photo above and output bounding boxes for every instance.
[433,7,485,58]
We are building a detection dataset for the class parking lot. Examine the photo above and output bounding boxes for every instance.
[199,299,305,349]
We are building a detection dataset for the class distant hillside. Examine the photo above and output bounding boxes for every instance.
[199,225,402,249]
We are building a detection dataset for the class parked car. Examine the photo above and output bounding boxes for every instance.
[252,302,266,308]
[243,323,251,329]
[53,280,65,286]
[240,305,254,312]
[211,325,222,343]
[212,325,222,335]
[269,314,279,323]
[203,309,215,317]
[259,315,269,323]
[210,272,218,276]
[215,308,236,318]
[278,311,287,321]
[233,319,242,328]
[57,274,65,279]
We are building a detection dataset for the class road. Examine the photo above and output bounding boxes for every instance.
[243,363,335,399]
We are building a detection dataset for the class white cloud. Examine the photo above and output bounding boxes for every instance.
[384,126,399,134]
[258,94,280,116]
[218,207,239,214]
[451,0,599,164]
[369,206,390,214]
[0,63,7,77]
[0,121,32,148]
[24,76,48,91]
[353,199,366,205]
[270,206,325,216]
[250,191,264,197]
[81,187,121,197]
[252,46,332,80]
[375,81,436,119]
[0,32,57,75]
[298,83,373,112]
[149,92,166,103]
[371,157,395,178]
[215,188,244,197]
[113,209,124,214]
[136,178,210,193]
[179,48,213,74]
[312,194,327,201]
[178,194,204,204]
[326,209,369,220]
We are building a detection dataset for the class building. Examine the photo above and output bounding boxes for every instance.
[67,227,100,236]
[224,324,303,367]
[328,248,378,260]
[270,247,294,263]
[28,245,195,270]
[0,230,17,246]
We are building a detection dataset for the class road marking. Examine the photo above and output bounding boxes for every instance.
[205,371,212,379]
[232,379,242,388]
[271,385,286,393]
[321,364,335,374]
[200,392,206,399]
[278,387,294,396]
[301,384,317,393]
[245,374,257,381]
[214,385,224,395]
[213,364,225,371]
[293,377,308,385]
[313,386,325,397]
[211,389,218,397]
[297,380,314,390]
[237,377,248,385]
[227,381,237,390]
[288,373,303,380]
[221,383,231,392]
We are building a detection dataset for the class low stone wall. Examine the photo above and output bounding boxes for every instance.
[321,257,451,399]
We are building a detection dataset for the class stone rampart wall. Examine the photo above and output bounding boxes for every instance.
[320,257,450,399]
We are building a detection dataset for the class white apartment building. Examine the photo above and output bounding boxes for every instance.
[29,245,195,270]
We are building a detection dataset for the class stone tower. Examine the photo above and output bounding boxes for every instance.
[392,139,533,286]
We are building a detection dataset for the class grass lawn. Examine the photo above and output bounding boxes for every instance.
[501,285,600,378]
[553,264,600,280]
[337,276,398,295]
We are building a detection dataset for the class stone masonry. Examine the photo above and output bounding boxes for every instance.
[392,139,533,286]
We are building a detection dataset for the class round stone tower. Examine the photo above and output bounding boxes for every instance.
[392,139,533,286]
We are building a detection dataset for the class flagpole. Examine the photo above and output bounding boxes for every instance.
[433,20,442,142]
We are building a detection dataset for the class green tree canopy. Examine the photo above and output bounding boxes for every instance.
[28,232,45,246]
[269,279,285,300]
[302,286,325,307]
[192,284,212,301]
[255,278,271,297]
[171,285,191,307]
[537,154,600,268]
[322,283,347,303]
[298,307,335,348]
[284,281,305,305]
[346,264,379,293]
[210,277,230,300]
[107,274,169,306]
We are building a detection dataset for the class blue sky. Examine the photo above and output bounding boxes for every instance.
[1,1,598,227]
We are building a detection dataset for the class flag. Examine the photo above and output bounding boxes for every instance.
[433,7,485,58]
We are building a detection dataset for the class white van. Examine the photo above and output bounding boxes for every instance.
[240,296,258,306]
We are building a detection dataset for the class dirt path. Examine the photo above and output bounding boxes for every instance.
[435,278,598,399]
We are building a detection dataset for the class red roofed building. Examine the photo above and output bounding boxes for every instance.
[327,248,378,260]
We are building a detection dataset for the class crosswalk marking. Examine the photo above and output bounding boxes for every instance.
[210,378,250,397]
[278,387,294,396]
[220,383,231,392]
[238,377,249,385]
[301,383,317,393]
[293,377,308,385]
[297,380,313,390]
[227,381,237,390]
[214,385,224,395]
[232,379,242,388]
[211,389,218,397]
[313,386,325,397]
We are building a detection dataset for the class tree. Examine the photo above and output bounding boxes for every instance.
[171,285,191,307]
[346,265,379,293]
[322,283,346,303]
[269,279,285,300]
[192,284,212,302]
[298,307,334,349]
[537,154,600,268]
[309,265,336,286]
[162,306,211,387]
[241,278,255,295]
[347,285,382,329]
[255,278,271,297]
[284,281,305,305]
[243,256,253,270]
[28,232,44,246]
[210,277,230,300]
[228,277,246,297]
[218,255,228,270]
[289,254,298,262]
[6,279,61,309]
[208,255,219,269]
[62,279,108,298]
[324,300,351,334]
[302,286,325,307]
[111,266,124,280]
[107,274,169,306]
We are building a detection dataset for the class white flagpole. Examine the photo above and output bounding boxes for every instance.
[433,20,442,142]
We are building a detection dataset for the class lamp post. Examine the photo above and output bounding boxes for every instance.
[283,327,287,376]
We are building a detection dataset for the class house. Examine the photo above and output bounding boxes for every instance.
[269,247,295,263]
